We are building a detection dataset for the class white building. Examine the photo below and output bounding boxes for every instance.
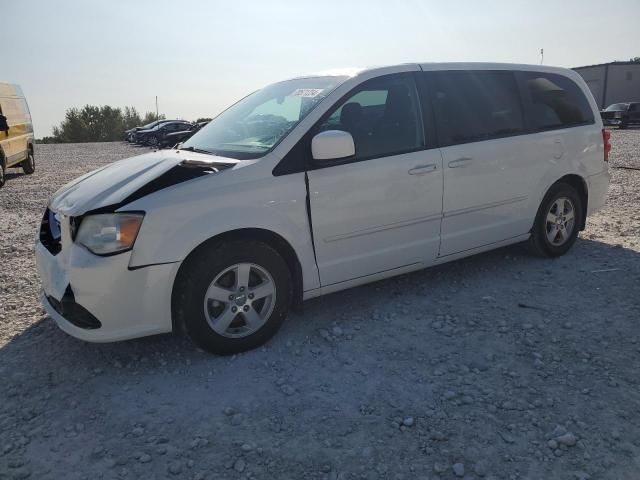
[573,61,640,109]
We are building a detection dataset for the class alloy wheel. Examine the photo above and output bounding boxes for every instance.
[545,197,575,246]
[203,263,276,338]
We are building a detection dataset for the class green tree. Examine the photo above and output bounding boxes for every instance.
[53,107,87,143]
[122,106,142,131]
[50,105,166,143]
[141,111,165,125]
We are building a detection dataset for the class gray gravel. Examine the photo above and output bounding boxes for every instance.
[1,132,639,480]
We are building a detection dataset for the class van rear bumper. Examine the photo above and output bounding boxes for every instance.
[586,168,610,215]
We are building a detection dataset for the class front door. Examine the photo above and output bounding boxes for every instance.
[307,73,443,286]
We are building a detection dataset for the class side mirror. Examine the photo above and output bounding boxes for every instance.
[311,130,355,161]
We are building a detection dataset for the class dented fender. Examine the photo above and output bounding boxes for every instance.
[123,168,320,292]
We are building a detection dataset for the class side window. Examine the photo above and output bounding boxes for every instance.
[520,72,594,130]
[428,70,524,147]
[317,75,424,160]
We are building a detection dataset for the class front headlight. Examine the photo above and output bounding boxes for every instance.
[75,213,144,255]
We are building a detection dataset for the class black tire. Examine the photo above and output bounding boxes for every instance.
[0,159,5,189]
[173,239,293,355]
[527,182,583,257]
[619,124,627,130]
[146,135,158,147]
[21,149,35,174]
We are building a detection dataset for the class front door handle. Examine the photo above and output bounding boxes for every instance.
[408,164,437,175]
[448,157,473,168]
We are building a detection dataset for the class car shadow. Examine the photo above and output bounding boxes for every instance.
[4,170,28,180]
[1,237,639,373]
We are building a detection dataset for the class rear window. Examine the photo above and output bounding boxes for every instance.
[521,72,594,130]
[428,71,524,146]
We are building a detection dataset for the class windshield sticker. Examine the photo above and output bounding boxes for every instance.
[290,88,324,98]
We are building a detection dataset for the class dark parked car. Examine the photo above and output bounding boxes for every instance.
[135,120,194,146]
[159,121,210,148]
[600,102,640,129]
[125,119,172,142]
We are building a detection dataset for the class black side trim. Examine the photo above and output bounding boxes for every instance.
[303,172,318,266]
[128,260,180,271]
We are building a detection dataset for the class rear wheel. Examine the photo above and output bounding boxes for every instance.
[527,183,583,257]
[0,159,5,188]
[21,149,35,174]
[173,239,292,355]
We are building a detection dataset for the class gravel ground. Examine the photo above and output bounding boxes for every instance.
[1,132,639,480]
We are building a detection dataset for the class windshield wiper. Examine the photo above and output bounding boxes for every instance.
[179,146,216,155]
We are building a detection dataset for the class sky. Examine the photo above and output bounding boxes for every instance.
[4,0,640,137]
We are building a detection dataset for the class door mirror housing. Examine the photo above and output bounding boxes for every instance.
[311,130,355,161]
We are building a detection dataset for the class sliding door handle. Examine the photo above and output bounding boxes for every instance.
[408,164,437,175]
[448,157,473,168]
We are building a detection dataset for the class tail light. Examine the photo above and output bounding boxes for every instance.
[602,128,611,162]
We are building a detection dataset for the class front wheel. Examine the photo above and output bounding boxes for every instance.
[22,150,35,174]
[173,239,293,355]
[146,135,158,147]
[527,183,583,257]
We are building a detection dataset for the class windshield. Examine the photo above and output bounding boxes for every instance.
[183,76,348,159]
[605,103,628,111]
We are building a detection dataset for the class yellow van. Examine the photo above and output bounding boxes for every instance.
[0,82,35,187]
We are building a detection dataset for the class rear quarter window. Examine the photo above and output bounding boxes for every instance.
[520,72,594,131]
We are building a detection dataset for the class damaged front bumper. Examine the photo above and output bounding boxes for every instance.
[35,232,180,343]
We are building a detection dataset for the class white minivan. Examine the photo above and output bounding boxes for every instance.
[35,63,611,354]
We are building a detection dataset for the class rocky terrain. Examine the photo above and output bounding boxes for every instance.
[1,132,639,480]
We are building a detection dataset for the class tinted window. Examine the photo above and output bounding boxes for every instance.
[317,74,424,160]
[521,72,594,130]
[428,71,524,146]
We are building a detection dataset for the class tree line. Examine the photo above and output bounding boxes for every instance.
[38,105,174,144]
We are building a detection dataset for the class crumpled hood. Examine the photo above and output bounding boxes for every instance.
[49,149,239,216]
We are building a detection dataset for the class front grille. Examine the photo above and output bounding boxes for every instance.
[47,286,102,330]
[39,208,61,255]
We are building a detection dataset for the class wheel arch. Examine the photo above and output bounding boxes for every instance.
[553,174,588,231]
[171,227,304,333]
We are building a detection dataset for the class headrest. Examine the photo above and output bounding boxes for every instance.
[340,102,363,127]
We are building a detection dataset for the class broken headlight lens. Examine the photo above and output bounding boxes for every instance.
[75,213,144,255]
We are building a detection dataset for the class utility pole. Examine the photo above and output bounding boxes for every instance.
[540,48,544,65]
[155,96,159,121]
